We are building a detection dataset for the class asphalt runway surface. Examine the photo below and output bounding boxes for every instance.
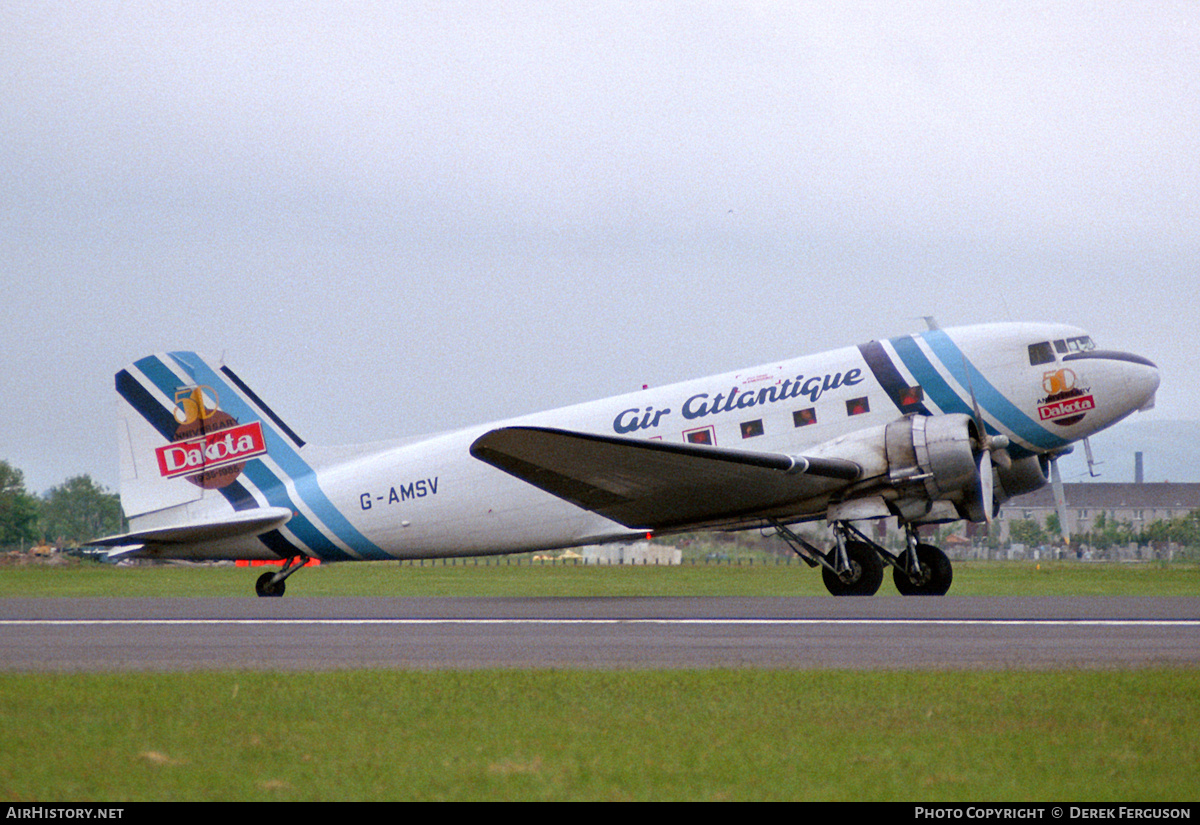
[2,596,1199,671]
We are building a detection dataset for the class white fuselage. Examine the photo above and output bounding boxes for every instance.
[120,323,1160,562]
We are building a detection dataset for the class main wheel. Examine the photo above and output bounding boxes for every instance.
[822,540,884,596]
[893,543,953,596]
[255,571,286,598]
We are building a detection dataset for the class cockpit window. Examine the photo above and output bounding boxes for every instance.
[1028,342,1056,366]
[1053,336,1097,354]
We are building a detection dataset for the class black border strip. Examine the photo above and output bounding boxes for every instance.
[857,340,931,415]
[220,365,306,448]
[115,369,177,441]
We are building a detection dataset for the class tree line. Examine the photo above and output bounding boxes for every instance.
[1004,509,1200,558]
[0,459,124,549]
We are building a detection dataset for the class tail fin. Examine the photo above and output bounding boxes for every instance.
[115,352,306,520]
[112,352,386,563]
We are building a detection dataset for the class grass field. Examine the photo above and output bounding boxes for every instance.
[2,559,1198,801]
[2,670,1198,801]
[3,556,1200,598]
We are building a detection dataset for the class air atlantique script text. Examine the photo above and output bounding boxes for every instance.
[612,369,864,434]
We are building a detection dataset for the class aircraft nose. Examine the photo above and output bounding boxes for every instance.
[1064,349,1159,413]
[1128,354,1160,412]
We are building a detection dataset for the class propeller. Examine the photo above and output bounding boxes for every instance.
[978,447,994,526]
[1084,436,1102,477]
[1050,454,1071,545]
[961,355,1008,525]
[970,424,1008,525]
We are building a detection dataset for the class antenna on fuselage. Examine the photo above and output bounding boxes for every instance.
[921,316,939,330]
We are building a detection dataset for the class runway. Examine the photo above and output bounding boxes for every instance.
[2,597,1198,671]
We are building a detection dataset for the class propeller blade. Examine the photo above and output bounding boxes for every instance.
[961,352,1010,467]
[1084,436,1102,478]
[1050,457,1071,544]
[962,357,988,439]
[979,449,994,525]
[959,352,1008,526]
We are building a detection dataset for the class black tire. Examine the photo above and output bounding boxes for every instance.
[893,543,953,596]
[822,540,884,596]
[255,571,286,598]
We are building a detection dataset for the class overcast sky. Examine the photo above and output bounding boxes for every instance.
[3,2,1197,494]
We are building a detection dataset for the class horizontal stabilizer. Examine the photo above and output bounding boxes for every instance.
[469,427,860,531]
[91,507,294,548]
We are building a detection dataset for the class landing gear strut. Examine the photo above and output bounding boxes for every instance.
[769,520,953,597]
[254,555,310,598]
[770,520,883,596]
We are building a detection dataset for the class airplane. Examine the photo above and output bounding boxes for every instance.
[92,322,1160,597]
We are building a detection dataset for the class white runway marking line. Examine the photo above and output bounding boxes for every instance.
[3,618,1199,628]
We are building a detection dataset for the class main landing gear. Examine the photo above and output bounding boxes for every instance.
[770,521,952,597]
[254,555,310,598]
[893,536,953,596]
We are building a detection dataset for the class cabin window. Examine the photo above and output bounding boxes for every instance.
[846,397,870,416]
[793,408,817,427]
[740,419,764,439]
[1028,342,1055,366]
[899,386,924,407]
[684,426,714,445]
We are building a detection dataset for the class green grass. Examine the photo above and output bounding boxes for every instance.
[2,557,1199,597]
[3,559,1198,801]
[2,669,1197,801]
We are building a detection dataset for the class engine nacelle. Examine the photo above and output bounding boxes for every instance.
[885,414,986,523]
[995,454,1050,500]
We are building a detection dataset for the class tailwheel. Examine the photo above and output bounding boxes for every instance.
[893,543,953,596]
[253,555,310,597]
[255,571,285,598]
[822,540,884,597]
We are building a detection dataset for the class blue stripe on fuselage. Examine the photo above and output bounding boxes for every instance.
[165,352,386,560]
[889,336,976,419]
[236,461,358,560]
[857,340,932,415]
[892,331,1069,452]
[130,353,379,561]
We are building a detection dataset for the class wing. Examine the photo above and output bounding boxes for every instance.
[469,426,862,531]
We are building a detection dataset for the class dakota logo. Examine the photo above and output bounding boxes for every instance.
[1037,395,1096,422]
[156,421,268,479]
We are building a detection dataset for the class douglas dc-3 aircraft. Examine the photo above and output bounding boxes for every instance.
[93,322,1159,597]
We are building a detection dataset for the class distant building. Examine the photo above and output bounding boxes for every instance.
[998,482,1200,540]
[580,540,682,565]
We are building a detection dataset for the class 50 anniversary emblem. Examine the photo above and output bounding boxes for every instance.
[1037,368,1095,427]
[154,386,268,488]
